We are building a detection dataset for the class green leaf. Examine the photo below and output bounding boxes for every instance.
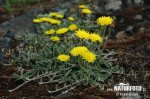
[97,73,109,82]
[65,69,72,78]
[72,73,78,81]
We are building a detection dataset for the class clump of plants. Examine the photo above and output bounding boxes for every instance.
[10,4,123,93]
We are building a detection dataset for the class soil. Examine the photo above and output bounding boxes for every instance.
[0,0,150,99]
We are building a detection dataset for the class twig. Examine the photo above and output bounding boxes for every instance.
[9,66,75,92]
[9,80,31,93]
[9,72,58,93]
[0,62,12,66]
[47,81,80,94]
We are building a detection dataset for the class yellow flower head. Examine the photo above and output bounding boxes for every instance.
[57,54,70,62]
[82,51,96,63]
[49,12,59,16]
[79,5,88,9]
[56,14,64,19]
[33,18,42,23]
[48,18,61,25]
[49,12,64,19]
[70,46,89,56]
[81,9,92,14]
[50,36,60,42]
[97,16,113,26]
[56,28,69,34]
[40,17,50,21]
[90,33,103,43]
[38,17,61,25]
[45,29,55,35]
[68,17,75,21]
[75,29,90,39]
[69,24,78,31]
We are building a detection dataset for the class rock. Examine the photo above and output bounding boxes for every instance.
[0,8,44,39]
[105,0,122,11]
[125,25,134,35]
[116,31,128,41]
[121,0,143,8]
[134,0,142,4]
[0,38,11,48]
[0,0,4,6]
[139,27,145,32]
[134,15,143,20]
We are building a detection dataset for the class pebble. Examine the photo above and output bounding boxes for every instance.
[134,15,143,20]
[139,27,145,32]
[116,31,128,41]
[125,25,134,34]
[105,0,122,11]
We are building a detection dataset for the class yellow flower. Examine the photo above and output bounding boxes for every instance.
[79,5,88,9]
[57,54,70,62]
[33,17,61,25]
[68,17,75,21]
[70,46,89,56]
[45,29,55,35]
[37,17,61,25]
[97,16,113,26]
[40,17,49,21]
[49,12,59,16]
[81,9,92,14]
[90,33,103,43]
[75,29,90,39]
[69,24,78,31]
[49,12,64,19]
[50,36,60,41]
[82,51,96,63]
[47,18,61,25]
[33,18,42,23]
[55,14,64,19]
[56,28,69,34]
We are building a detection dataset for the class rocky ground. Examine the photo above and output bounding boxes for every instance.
[0,0,150,99]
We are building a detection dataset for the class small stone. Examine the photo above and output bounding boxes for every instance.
[134,15,143,20]
[139,27,145,32]
[125,25,134,34]
[105,0,122,11]
[116,31,128,41]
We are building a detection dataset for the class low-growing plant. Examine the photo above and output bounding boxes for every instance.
[10,3,123,93]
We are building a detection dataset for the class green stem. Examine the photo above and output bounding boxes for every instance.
[100,26,106,49]
[102,26,111,51]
